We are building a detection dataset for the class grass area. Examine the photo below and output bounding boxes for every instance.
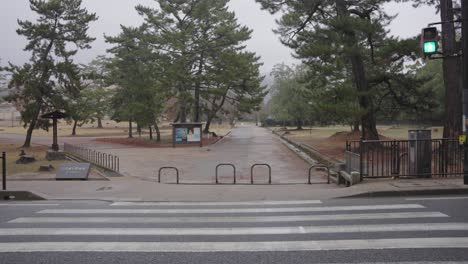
[275,125,445,161]
[206,123,232,137]
[0,120,130,137]
[0,120,232,138]
[274,125,443,140]
[95,125,230,148]
[0,144,67,176]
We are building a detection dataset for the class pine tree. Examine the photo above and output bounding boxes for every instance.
[106,25,167,141]
[256,0,436,139]
[136,0,265,125]
[5,0,97,147]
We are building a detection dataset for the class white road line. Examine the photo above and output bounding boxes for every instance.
[37,204,425,214]
[406,196,468,201]
[111,200,322,206]
[0,237,468,252]
[0,223,467,236]
[319,262,468,264]
[9,212,448,223]
[0,204,59,206]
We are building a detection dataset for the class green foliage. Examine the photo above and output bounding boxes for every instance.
[80,56,113,123]
[106,25,167,130]
[66,88,97,133]
[256,0,438,136]
[136,0,266,125]
[0,66,7,103]
[269,64,312,125]
[399,60,444,123]
[4,0,97,146]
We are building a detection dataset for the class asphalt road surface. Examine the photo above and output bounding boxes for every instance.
[0,196,468,263]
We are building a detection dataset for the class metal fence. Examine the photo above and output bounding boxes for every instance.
[345,139,463,178]
[64,143,119,172]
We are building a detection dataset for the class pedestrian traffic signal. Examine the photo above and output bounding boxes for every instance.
[421,27,439,56]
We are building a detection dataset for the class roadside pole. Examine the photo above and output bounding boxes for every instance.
[463,0,468,184]
[1,152,5,190]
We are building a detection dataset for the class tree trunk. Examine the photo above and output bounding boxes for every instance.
[154,122,161,142]
[204,115,214,134]
[336,0,378,140]
[137,124,142,138]
[23,34,56,148]
[173,112,180,123]
[441,0,462,139]
[97,117,103,129]
[149,126,153,140]
[296,119,303,130]
[194,56,204,122]
[352,119,360,132]
[179,96,188,123]
[23,104,42,148]
[128,120,133,138]
[23,34,55,148]
[23,119,36,148]
[72,120,78,136]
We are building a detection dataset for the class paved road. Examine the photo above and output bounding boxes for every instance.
[1,196,468,263]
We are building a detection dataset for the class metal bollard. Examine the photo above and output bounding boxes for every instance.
[251,164,272,184]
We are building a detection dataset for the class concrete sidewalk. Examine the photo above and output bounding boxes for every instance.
[4,175,468,201]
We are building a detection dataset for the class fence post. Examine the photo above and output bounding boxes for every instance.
[116,157,119,172]
[2,152,6,190]
[359,139,364,182]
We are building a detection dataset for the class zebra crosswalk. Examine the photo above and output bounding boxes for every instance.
[0,199,468,259]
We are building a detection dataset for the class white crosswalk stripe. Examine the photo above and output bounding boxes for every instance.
[111,200,323,206]
[1,238,468,252]
[0,203,59,206]
[0,223,467,236]
[0,200,467,255]
[9,212,448,223]
[406,196,468,201]
[37,204,425,214]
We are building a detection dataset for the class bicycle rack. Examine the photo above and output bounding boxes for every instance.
[158,167,179,184]
[216,164,236,184]
[308,164,330,184]
[251,164,272,184]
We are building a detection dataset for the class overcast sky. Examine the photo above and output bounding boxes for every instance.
[0,0,438,74]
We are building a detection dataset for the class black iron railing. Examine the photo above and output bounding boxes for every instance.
[346,139,463,178]
[64,143,119,172]
[1,152,5,190]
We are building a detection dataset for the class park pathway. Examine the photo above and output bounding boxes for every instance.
[93,125,322,184]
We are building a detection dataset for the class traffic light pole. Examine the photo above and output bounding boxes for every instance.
[462,0,468,184]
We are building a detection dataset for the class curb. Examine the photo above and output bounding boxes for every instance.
[269,128,341,167]
[337,188,468,198]
[279,138,317,165]
[0,190,46,201]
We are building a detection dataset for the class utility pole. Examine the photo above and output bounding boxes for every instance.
[463,0,468,184]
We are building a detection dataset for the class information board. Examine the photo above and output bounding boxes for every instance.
[56,163,91,180]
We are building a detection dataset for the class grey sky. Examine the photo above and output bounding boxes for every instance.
[0,0,438,74]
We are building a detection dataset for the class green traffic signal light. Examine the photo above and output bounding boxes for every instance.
[423,41,437,54]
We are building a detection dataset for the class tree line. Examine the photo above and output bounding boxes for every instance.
[0,0,266,147]
[257,0,460,140]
